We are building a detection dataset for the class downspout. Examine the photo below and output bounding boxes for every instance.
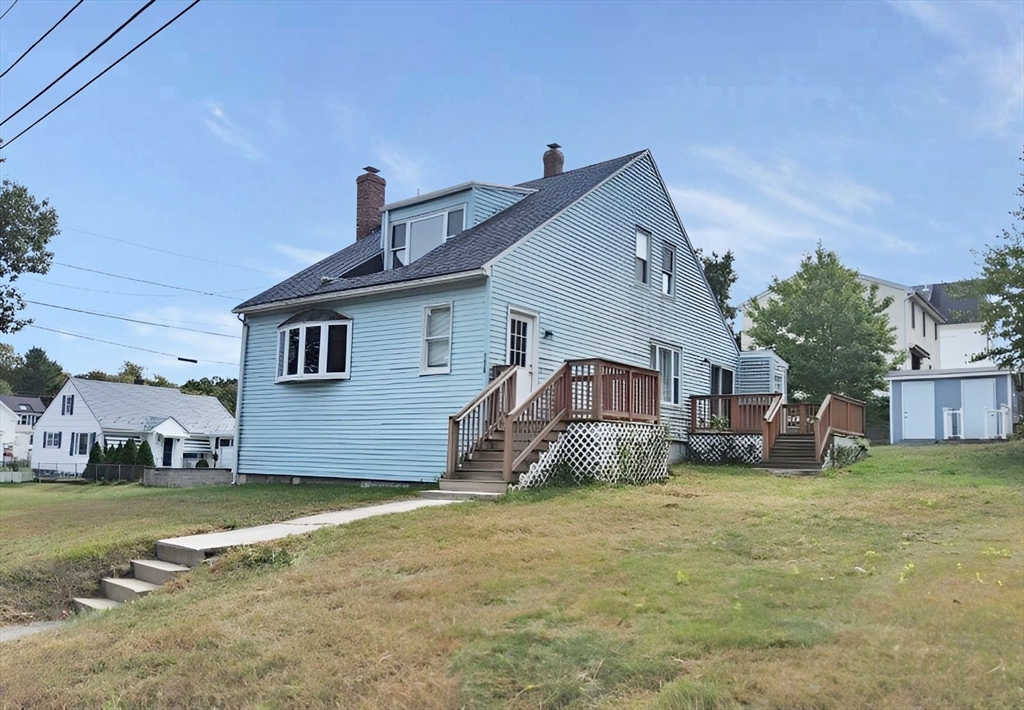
[232,313,248,485]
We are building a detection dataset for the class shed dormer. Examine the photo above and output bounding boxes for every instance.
[381,182,533,270]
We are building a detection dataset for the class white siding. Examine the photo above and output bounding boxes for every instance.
[29,381,103,474]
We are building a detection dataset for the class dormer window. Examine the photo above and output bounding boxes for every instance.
[388,206,465,269]
[276,310,352,382]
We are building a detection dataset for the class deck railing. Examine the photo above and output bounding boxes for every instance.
[446,365,519,476]
[689,394,777,433]
[814,394,866,461]
[761,395,785,460]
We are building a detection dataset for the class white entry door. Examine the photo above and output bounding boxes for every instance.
[507,309,538,405]
[903,381,935,440]
[962,378,996,439]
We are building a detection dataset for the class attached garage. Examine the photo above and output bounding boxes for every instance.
[887,367,1018,444]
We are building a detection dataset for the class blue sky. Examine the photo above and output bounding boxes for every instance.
[1,0,1021,381]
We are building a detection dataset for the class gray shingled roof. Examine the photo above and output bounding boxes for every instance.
[914,282,981,323]
[71,378,235,436]
[0,395,46,415]
[235,151,646,311]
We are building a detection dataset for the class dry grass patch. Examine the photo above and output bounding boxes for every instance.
[0,442,1021,709]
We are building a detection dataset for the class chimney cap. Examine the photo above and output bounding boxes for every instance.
[546,143,561,150]
[362,166,380,174]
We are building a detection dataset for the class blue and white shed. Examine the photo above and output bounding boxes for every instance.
[886,367,1017,443]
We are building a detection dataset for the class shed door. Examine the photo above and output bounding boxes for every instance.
[962,378,996,439]
[902,381,935,440]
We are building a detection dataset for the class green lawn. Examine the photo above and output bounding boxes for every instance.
[1,442,1022,709]
[0,481,419,624]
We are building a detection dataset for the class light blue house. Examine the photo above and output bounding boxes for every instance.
[233,146,765,486]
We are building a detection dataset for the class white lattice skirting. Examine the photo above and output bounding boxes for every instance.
[512,422,670,490]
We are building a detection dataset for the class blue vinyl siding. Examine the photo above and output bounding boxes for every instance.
[384,185,527,230]
[473,186,529,224]
[486,152,738,441]
[890,374,1011,443]
[237,280,488,482]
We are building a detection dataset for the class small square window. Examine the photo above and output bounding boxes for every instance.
[447,209,464,238]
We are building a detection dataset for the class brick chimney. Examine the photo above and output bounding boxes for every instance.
[543,143,564,178]
[356,166,385,240]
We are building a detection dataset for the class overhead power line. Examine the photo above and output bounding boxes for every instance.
[1,0,85,79]
[1,0,156,127]
[28,324,238,366]
[0,0,19,22]
[1,0,202,147]
[52,262,257,300]
[24,275,260,297]
[65,227,276,276]
[26,301,241,336]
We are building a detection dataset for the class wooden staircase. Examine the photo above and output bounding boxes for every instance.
[760,434,821,471]
[441,421,568,493]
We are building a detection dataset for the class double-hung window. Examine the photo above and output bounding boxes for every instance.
[61,394,74,416]
[661,242,676,295]
[710,365,734,395]
[43,431,61,449]
[388,207,465,269]
[635,229,651,284]
[421,304,453,375]
[276,311,353,382]
[71,432,91,456]
[652,344,680,405]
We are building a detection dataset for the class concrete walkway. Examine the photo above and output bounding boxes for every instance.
[158,498,459,555]
[0,620,63,643]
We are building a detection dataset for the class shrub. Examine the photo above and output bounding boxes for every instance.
[136,440,155,467]
[87,442,104,465]
[194,458,210,468]
[121,439,138,466]
[112,442,124,464]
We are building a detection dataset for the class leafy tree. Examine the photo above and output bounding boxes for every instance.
[136,440,155,467]
[88,442,105,465]
[949,160,1024,371]
[0,153,59,334]
[0,380,11,396]
[76,361,176,388]
[11,347,66,396]
[113,442,125,464]
[122,438,138,466]
[696,249,738,323]
[746,243,900,402]
[181,376,237,413]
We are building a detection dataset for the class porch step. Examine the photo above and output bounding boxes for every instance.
[419,489,504,501]
[72,597,123,614]
[131,559,190,586]
[101,577,161,603]
[438,478,508,494]
[156,541,208,567]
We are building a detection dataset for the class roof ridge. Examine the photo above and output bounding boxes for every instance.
[516,149,648,188]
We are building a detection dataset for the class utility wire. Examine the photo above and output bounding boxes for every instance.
[0,0,19,22]
[1,0,202,147]
[1,0,156,127]
[65,227,276,276]
[22,276,258,297]
[27,300,241,338]
[27,324,238,366]
[1,0,85,79]
[52,262,257,300]
[26,299,241,329]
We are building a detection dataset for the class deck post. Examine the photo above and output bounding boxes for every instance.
[446,416,458,476]
[592,363,603,421]
[502,415,514,482]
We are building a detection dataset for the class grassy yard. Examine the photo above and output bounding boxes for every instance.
[0,482,419,624]
[1,442,1022,709]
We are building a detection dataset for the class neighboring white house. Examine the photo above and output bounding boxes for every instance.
[0,395,46,461]
[30,379,236,475]
[1,401,16,464]
[913,282,993,369]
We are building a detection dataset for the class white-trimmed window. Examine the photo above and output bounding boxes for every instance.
[275,311,352,382]
[18,414,38,426]
[661,242,676,295]
[635,228,651,284]
[43,431,61,448]
[388,206,465,269]
[652,344,680,405]
[61,394,74,415]
[71,432,92,456]
[421,304,453,375]
[711,365,734,395]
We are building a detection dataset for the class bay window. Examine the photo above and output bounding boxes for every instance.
[276,310,352,382]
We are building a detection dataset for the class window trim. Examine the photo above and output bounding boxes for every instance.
[387,204,467,270]
[61,394,74,416]
[652,343,681,405]
[635,228,651,285]
[661,241,676,296]
[274,319,353,383]
[43,431,61,449]
[420,303,454,376]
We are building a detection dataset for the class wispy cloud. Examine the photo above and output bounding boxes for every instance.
[376,143,424,189]
[272,243,332,267]
[891,0,1024,136]
[201,103,264,161]
[126,306,241,374]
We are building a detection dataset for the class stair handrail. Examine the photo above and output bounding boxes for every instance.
[813,393,866,462]
[761,394,785,461]
[813,394,834,462]
[502,362,571,481]
[446,366,519,476]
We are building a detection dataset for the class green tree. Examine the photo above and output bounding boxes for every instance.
[0,153,59,334]
[181,376,238,413]
[113,442,125,464]
[88,442,105,465]
[949,160,1024,371]
[122,438,138,466]
[136,440,155,467]
[745,243,899,402]
[76,362,176,388]
[11,347,66,396]
[696,249,739,323]
[0,343,22,393]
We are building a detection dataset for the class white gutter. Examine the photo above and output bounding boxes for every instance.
[231,315,248,485]
[234,269,487,316]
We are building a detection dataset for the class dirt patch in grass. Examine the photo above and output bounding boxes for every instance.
[0,482,418,623]
[0,442,1020,708]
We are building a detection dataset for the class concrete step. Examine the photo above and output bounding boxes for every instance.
[132,559,190,586]
[73,597,123,614]
[438,478,508,494]
[101,577,161,603]
[419,490,503,501]
[156,541,207,567]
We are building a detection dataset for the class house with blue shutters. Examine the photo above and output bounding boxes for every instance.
[233,146,790,489]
